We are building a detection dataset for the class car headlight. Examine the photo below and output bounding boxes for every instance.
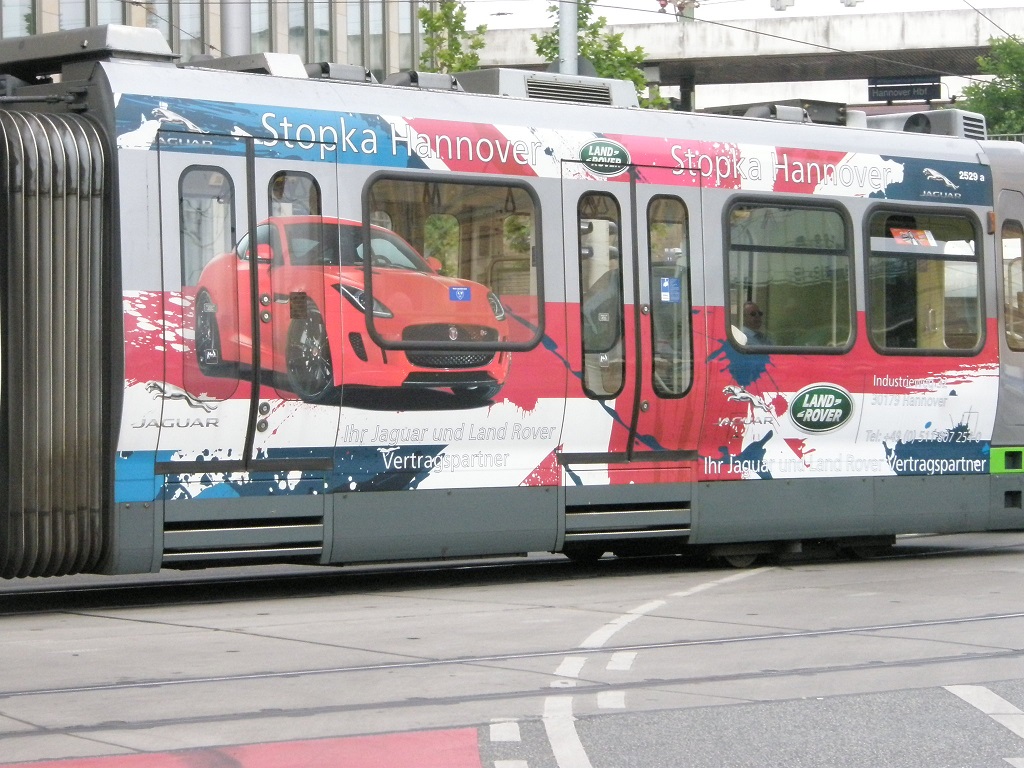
[487,292,506,321]
[335,284,394,319]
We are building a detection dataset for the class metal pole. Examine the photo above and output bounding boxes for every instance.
[221,0,252,57]
[559,0,578,75]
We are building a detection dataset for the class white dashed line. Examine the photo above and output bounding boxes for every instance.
[494,761,529,768]
[946,685,1024,739]
[490,718,522,742]
[541,568,773,768]
[606,651,637,671]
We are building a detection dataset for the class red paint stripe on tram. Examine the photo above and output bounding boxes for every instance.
[1,728,482,768]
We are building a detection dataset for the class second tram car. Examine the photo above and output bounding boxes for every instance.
[2,25,1024,578]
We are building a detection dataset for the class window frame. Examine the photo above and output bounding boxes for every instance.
[577,191,625,400]
[178,165,236,286]
[723,195,855,355]
[268,170,322,218]
[1002,218,1024,352]
[360,170,545,353]
[864,204,985,357]
[647,194,694,399]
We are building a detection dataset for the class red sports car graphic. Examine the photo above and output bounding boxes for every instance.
[193,216,510,404]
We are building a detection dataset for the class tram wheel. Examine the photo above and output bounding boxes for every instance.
[563,544,606,564]
[720,553,759,569]
[195,290,226,374]
[286,303,336,403]
[844,544,894,560]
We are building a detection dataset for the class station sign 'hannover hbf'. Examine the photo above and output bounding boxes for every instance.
[868,76,942,102]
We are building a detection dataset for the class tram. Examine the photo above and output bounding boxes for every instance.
[2,24,1023,578]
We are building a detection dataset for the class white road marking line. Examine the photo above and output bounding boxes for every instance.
[490,719,522,742]
[670,567,773,598]
[494,761,529,768]
[597,690,626,709]
[555,656,588,678]
[607,651,636,671]
[946,686,1024,739]
[544,696,593,768]
[1003,759,1024,767]
[580,600,666,649]
[538,569,774,768]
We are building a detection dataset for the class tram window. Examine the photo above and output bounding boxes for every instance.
[726,202,852,351]
[648,196,692,397]
[269,171,321,217]
[1003,220,1024,351]
[579,193,624,398]
[365,177,541,349]
[179,167,235,285]
[180,166,238,401]
[867,211,982,353]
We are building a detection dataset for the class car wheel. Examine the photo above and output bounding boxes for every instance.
[195,290,225,374]
[286,303,336,403]
[453,384,502,405]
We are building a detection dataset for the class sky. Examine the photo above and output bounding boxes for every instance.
[464,0,1024,30]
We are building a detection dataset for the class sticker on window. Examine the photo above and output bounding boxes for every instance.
[660,277,681,304]
[890,228,937,247]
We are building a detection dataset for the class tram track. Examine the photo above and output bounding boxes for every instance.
[3,535,1024,766]
[2,609,1022,701]
[1,643,1021,741]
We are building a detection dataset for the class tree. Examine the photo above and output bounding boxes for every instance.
[960,36,1024,136]
[418,1,487,74]
[532,0,668,109]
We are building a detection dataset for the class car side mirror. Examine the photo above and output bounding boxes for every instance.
[425,256,443,273]
[255,243,274,263]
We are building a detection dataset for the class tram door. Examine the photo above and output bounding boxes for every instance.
[157,134,339,475]
[996,189,1024,435]
[561,162,706,478]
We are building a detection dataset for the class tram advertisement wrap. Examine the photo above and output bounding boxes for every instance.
[114,94,993,206]
[116,290,998,503]
[700,308,996,482]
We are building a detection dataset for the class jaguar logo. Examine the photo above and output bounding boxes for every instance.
[145,381,218,412]
[924,168,959,190]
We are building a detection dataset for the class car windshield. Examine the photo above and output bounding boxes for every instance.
[284,221,430,271]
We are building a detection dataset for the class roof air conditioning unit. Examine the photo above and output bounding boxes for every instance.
[865,109,987,140]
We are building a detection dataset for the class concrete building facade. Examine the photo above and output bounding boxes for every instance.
[0,0,421,81]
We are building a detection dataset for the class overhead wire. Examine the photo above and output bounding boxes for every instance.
[959,0,1014,37]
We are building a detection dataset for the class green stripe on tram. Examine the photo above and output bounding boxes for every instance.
[990,447,1024,474]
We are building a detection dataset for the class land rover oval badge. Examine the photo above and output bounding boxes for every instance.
[790,383,853,433]
[580,139,630,177]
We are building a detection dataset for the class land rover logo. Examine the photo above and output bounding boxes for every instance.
[791,384,853,433]
[580,139,630,177]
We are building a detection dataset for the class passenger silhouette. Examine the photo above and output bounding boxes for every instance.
[741,301,772,345]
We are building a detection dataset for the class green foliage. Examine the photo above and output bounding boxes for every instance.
[961,36,1024,136]
[503,214,533,255]
[424,214,460,275]
[532,0,666,108]
[418,1,487,74]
